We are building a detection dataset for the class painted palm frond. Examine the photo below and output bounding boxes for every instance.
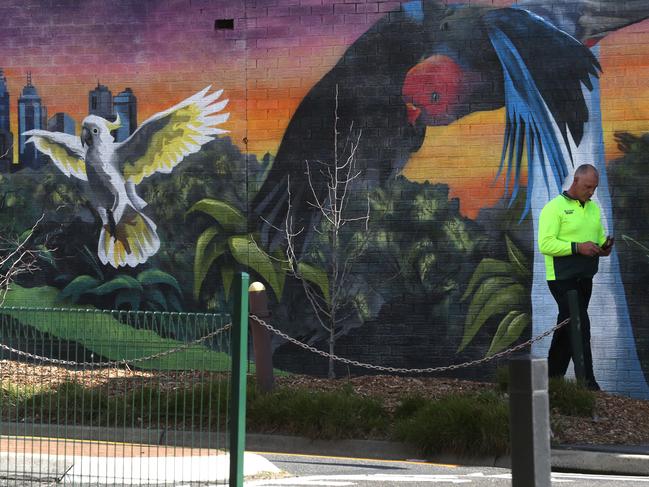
[187,198,286,301]
[459,236,532,356]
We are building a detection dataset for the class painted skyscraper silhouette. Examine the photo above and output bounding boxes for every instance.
[113,87,137,142]
[18,72,47,169]
[0,69,12,169]
[47,113,76,135]
[88,83,113,120]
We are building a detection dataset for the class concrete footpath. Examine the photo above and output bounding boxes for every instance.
[0,436,281,484]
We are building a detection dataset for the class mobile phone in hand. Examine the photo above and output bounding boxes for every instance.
[602,236,614,251]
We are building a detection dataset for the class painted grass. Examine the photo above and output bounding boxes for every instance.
[1,285,233,371]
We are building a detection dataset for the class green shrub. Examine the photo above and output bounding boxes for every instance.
[549,378,595,417]
[247,387,389,440]
[495,366,509,393]
[1,379,232,429]
[495,368,595,417]
[394,395,429,419]
[394,392,509,457]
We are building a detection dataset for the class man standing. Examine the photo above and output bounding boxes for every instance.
[538,164,613,391]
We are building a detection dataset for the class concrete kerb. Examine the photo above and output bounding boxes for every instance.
[3,422,649,477]
[0,423,281,484]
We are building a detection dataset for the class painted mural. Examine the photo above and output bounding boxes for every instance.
[1,0,649,396]
[25,87,229,267]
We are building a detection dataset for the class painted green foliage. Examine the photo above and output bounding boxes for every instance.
[59,268,183,312]
[1,285,231,371]
[459,236,532,356]
[187,198,286,302]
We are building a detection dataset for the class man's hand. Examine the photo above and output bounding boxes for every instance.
[600,236,615,257]
[577,241,601,257]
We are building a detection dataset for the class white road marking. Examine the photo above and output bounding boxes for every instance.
[555,472,649,482]
[246,474,473,485]
[247,470,649,485]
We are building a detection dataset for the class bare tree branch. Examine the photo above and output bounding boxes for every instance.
[0,214,53,306]
[278,85,371,378]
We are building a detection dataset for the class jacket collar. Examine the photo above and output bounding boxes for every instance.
[561,191,589,207]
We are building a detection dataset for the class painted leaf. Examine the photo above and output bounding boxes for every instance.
[621,235,649,259]
[487,311,531,356]
[297,262,330,303]
[37,247,57,269]
[505,236,531,278]
[137,268,182,295]
[89,275,143,296]
[193,238,228,301]
[465,275,518,322]
[167,292,183,312]
[58,275,101,303]
[186,199,246,233]
[221,261,236,301]
[114,289,141,311]
[229,235,285,300]
[461,259,514,301]
[458,283,526,352]
[18,229,33,242]
[145,288,168,311]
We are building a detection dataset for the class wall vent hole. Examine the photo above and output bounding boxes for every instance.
[215,19,234,30]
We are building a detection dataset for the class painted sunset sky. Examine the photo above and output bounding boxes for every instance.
[1,0,648,218]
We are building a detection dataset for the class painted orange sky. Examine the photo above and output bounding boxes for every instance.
[2,0,649,219]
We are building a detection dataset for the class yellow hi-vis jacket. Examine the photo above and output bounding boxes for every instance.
[538,192,607,281]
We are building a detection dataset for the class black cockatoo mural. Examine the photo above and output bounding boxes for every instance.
[252,0,649,395]
[253,0,604,254]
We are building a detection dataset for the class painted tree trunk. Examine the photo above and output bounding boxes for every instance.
[530,51,649,397]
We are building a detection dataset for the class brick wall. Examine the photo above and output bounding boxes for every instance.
[1,0,649,397]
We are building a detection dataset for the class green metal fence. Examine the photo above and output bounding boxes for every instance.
[0,274,249,485]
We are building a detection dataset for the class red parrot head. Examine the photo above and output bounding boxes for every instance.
[402,54,481,126]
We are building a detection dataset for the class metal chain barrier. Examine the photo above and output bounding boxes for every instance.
[250,314,570,373]
[2,313,569,373]
[0,323,232,368]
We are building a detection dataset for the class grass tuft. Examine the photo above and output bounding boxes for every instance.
[495,367,596,417]
[394,394,429,419]
[247,387,389,440]
[549,377,596,417]
[394,392,509,457]
[495,366,509,394]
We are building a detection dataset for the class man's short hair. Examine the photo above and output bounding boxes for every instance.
[574,164,598,178]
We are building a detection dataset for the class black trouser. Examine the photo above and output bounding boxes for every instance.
[547,278,598,387]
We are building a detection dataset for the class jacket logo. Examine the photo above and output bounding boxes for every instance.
[564,209,574,214]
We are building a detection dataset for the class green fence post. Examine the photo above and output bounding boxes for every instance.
[230,272,249,487]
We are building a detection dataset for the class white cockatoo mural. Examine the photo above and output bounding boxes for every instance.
[23,86,229,268]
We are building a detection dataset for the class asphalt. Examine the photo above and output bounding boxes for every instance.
[244,433,649,477]
[2,423,649,482]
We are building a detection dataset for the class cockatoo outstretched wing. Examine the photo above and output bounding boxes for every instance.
[116,86,229,185]
[23,130,87,181]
